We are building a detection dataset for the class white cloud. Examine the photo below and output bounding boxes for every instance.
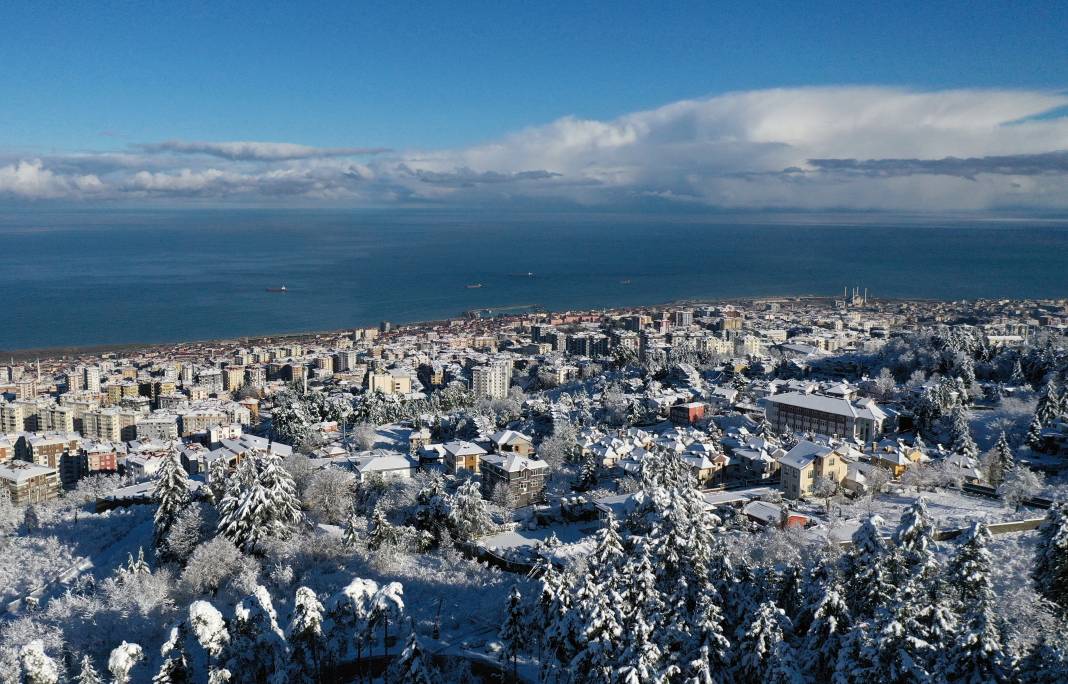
[3,86,1068,209]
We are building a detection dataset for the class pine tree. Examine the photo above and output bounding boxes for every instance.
[389,622,436,684]
[803,581,851,682]
[187,600,231,684]
[1026,412,1045,451]
[948,404,978,458]
[833,622,873,684]
[498,586,525,682]
[1034,501,1068,617]
[19,641,59,684]
[842,515,895,618]
[1017,636,1068,684]
[733,601,796,684]
[863,578,931,684]
[1036,382,1061,425]
[227,586,289,684]
[217,454,303,552]
[945,523,1012,683]
[986,431,1015,486]
[341,505,361,548]
[153,450,191,550]
[371,581,406,658]
[75,655,104,684]
[287,586,325,684]
[447,479,494,541]
[154,623,192,684]
[367,505,398,551]
[892,498,935,583]
[108,642,144,684]
[687,591,731,682]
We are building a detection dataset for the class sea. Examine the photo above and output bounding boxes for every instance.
[2,209,1067,351]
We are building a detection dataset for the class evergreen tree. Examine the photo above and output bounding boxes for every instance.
[863,578,931,684]
[388,623,436,684]
[802,581,851,682]
[1017,636,1068,684]
[986,431,1015,486]
[287,587,325,684]
[75,655,104,684]
[1026,412,1046,451]
[1034,501,1068,617]
[187,600,231,684]
[154,623,193,684]
[945,524,1012,683]
[447,480,494,541]
[892,498,935,583]
[217,454,303,553]
[367,505,399,551]
[108,642,144,684]
[227,586,289,684]
[948,404,978,458]
[1036,382,1061,425]
[341,505,362,548]
[498,586,525,682]
[842,516,895,618]
[19,641,59,684]
[370,582,406,658]
[153,450,191,551]
[687,591,731,682]
[733,601,799,684]
[833,622,873,684]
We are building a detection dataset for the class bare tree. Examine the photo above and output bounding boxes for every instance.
[354,423,378,451]
[812,475,839,513]
[997,465,1044,512]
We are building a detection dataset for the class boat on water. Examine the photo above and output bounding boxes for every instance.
[620,279,632,284]
[266,286,288,293]
[465,283,483,289]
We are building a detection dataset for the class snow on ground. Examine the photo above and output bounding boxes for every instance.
[478,521,598,552]
[801,486,1042,544]
[1,504,155,608]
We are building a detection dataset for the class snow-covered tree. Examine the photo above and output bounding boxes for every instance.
[802,581,851,682]
[187,600,231,683]
[74,655,103,684]
[389,622,436,684]
[892,498,936,582]
[842,515,895,618]
[371,582,406,658]
[948,404,978,458]
[498,585,525,682]
[18,641,59,684]
[998,465,1043,511]
[287,586,325,684]
[325,578,379,670]
[447,480,494,541]
[227,585,288,684]
[217,454,303,553]
[1017,636,1068,684]
[1026,411,1046,451]
[342,505,362,547]
[985,431,1016,486]
[153,450,191,550]
[945,523,1012,683]
[733,601,799,684]
[1034,501,1068,617]
[108,642,144,684]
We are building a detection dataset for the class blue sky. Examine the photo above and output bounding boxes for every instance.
[2,1,1067,210]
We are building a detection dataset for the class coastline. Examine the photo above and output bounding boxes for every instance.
[0,293,968,362]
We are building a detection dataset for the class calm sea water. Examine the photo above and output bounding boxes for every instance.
[2,210,1067,350]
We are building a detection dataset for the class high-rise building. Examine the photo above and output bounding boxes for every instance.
[472,361,511,400]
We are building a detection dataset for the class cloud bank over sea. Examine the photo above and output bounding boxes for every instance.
[4,86,1068,210]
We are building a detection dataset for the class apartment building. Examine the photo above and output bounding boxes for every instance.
[765,392,886,443]
[0,461,60,504]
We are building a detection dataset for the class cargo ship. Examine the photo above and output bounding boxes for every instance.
[266,286,288,293]
[465,283,483,289]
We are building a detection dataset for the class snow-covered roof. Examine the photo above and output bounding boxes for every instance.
[779,440,832,470]
[482,452,549,473]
